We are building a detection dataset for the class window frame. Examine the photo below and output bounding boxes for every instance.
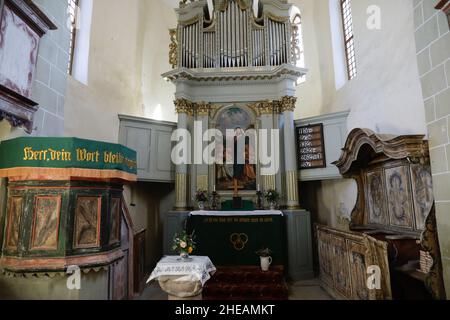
[340,0,357,80]
[68,0,80,75]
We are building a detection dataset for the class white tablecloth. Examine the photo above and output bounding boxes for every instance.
[190,210,284,216]
[147,256,216,286]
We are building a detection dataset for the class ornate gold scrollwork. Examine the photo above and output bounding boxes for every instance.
[278,96,297,113]
[195,102,212,117]
[174,98,194,116]
[169,29,178,69]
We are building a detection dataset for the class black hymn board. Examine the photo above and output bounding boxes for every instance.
[297,124,326,169]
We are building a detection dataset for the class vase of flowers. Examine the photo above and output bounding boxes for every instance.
[264,189,280,210]
[172,230,196,260]
[256,248,273,272]
[195,189,208,210]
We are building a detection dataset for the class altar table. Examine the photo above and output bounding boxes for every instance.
[147,256,216,300]
[187,211,285,266]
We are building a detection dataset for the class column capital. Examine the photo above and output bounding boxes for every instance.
[256,100,275,115]
[279,96,297,113]
[194,102,212,117]
[174,98,194,116]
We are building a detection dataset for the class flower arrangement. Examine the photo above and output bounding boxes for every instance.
[264,189,280,206]
[195,189,209,210]
[256,248,273,257]
[172,230,196,258]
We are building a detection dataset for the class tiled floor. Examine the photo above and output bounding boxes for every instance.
[138,278,332,301]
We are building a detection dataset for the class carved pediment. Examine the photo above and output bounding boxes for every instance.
[333,128,428,176]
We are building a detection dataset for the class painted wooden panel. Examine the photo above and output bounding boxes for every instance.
[30,196,61,251]
[331,235,351,298]
[366,170,388,226]
[385,166,414,229]
[5,196,23,250]
[109,198,121,245]
[74,196,102,249]
[347,240,369,300]
[410,164,434,230]
[0,5,39,98]
[317,229,333,287]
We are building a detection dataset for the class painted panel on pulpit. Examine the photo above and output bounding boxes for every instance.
[31,196,61,251]
[215,107,256,191]
[386,166,413,229]
[74,196,102,249]
[5,197,23,250]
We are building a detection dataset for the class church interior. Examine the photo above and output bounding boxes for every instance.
[0,0,449,301]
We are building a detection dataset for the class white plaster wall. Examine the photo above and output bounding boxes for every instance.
[290,0,427,227]
[64,0,176,143]
[293,0,426,136]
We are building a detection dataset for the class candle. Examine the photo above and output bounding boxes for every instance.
[257,184,260,192]
[213,185,216,192]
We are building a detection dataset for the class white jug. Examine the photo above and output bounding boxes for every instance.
[260,256,272,272]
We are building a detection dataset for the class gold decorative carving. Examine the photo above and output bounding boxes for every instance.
[195,102,211,117]
[257,100,275,115]
[279,96,297,113]
[169,29,178,69]
[174,98,194,116]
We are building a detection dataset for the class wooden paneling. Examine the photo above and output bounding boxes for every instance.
[331,235,352,298]
[119,115,176,182]
[285,210,314,281]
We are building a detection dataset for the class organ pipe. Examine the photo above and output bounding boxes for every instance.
[179,1,291,69]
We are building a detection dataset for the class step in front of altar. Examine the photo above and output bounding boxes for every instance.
[203,266,289,300]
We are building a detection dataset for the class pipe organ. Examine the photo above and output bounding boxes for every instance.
[176,0,296,70]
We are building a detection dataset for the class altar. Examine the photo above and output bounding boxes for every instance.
[187,211,285,267]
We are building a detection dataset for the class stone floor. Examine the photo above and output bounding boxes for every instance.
[138,278,332,301]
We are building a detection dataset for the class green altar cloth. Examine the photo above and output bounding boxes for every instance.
[187,214,285,266]
[220,200,255,211]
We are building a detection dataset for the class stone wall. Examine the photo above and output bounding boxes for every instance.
[413,0,450,297]
[3,0,70,138]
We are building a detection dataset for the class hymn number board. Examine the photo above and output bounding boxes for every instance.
[297,124,327,170]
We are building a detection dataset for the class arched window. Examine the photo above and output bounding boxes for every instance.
[67,0,93,85]
[290,6,305,84]
[67,0,79,75]
[340,0,357,80]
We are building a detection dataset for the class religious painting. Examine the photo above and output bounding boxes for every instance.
[30,196,61,251]
[366,171,388,226]
[109,198,121,245]
[5,197,23,250]
[74,196,102,249]
[410,164,434,230]
[215,107,257,191]
[385,166,413,229]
